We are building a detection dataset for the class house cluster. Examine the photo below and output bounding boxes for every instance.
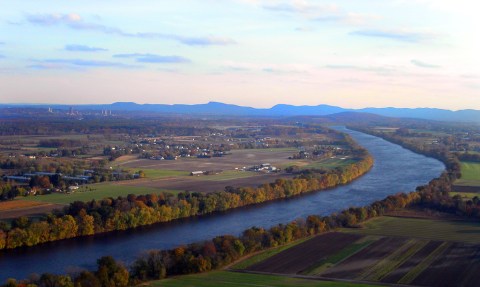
[145,143,230,161]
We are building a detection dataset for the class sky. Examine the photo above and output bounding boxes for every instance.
[0,0,479,110]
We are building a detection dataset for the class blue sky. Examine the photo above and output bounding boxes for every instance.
[0,0,478,109]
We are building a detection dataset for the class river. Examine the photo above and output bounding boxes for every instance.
[0,128,445,281]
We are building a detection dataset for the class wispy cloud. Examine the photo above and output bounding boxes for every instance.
[223,61,310,74]
[350,29,437,42]
[28,58,138,70]
[114,53,191,63]
[0,42,5,45]
[315,13,379,26]
[325,64,395,74]
[263,1,377,26]
[263,2,338,15]
[411,59,440,68]
[65,44,108,52]
[0,55,5,59]
[26,13,236,46]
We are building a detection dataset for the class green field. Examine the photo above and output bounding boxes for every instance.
[344,216,480,244]
[141,169,189,179]
[19,183,176,205]
[455,161,480,186]
[142,271,377,287]
[232,237,311,270]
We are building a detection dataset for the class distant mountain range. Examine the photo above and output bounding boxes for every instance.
[1,101,479,122]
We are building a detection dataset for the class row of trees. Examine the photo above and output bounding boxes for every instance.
[0,154,373,250]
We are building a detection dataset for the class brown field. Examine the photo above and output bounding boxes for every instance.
[452,185,480,193]
[121,172,295,193]
[411,243,480,287]
[246,232,363,274]
[380,240,442,283]
[120,148,298,171]
[0,200,47,211]
[321,236,407,280]
[0,201,64,220]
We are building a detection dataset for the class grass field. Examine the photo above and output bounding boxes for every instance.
[141,271,377,287]
[344,216,480,244]
[455,161,480,186]
[232,237,312,270]
[18,183,175,205]
[141,169,190,179]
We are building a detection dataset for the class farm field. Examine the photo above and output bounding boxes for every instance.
[344,216,480,244]
[232,237,312,270]
[455,161,480,187]
[120,148,299,172]
[111,147,310,193]
[0,200,64,220]
[142,271,377,287]
[233,216,480,287]
[18,182,171,205]
[245,233,363,274]
[120,172,295,193]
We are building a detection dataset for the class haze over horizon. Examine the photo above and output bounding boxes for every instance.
[1,0,479,109]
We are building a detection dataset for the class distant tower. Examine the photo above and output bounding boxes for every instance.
[48,107,53,113]
[69,107,74,115]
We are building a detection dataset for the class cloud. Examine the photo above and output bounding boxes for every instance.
[65,44,108,52]
[263,2,377,26]
[295,26,314,32]
[411,59,441,68]
[263,2,338,14]
[0,42,5,45]
[349,29,437,42]
[114,53,191,63]
[0,55,5,59]
[325,64,395,74]
[223,61,310,74]
[29,58,138,69]
[26,13,236,46]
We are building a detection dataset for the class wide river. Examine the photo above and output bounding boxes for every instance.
[0,128,444,281]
